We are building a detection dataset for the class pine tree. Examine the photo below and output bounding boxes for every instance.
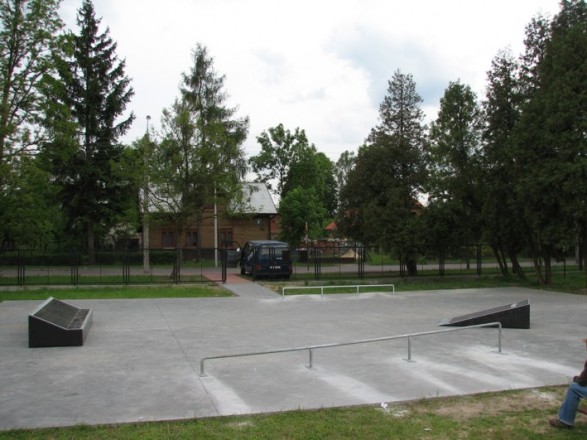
[148,44,248,271]
[515,0,587,284]
[481,49,527,279]
[42,0,134,262]
[339,70,427,275]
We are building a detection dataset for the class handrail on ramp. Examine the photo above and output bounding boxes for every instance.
[199,322,502,377]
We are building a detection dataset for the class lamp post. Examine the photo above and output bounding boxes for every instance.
[214,184,218,267]
[142,115,151,273]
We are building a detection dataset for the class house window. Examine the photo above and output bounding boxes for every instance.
[219,229,233,248]
[185,230,198,247]
[161,230,176,248]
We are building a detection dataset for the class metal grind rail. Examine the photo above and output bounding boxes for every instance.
[281,283,396,300]
[199,322,502,377]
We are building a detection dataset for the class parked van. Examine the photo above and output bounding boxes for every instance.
[239,240,292,279]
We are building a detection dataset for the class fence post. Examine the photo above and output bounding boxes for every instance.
[222,247,227,283]
[358,246,365,279]
[17,249,25,286]
[313,247,321,280]
[70,250,79,285]
[122,251,130,284]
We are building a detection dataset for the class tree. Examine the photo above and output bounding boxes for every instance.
[0,0,63,176]
[480,49,527,279]
[0,155,61,248]
[42,0,135,262]
[427,81,483,267]
[148,44,248,268]
[515,0,587,284]
[334,150,355,195]
[283,150,337,217]
[279,187,326,246]
[339,70,427,275]
[250,124,314,198]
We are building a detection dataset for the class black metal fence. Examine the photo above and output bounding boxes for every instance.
[0,244,576,287]
[0,247,238,286]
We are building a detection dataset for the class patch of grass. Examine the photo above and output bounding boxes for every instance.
[1,387,585,439]
[0,285,231,301]
[270,270,587,297]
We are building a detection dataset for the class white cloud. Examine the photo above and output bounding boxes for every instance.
[59,0,562,161]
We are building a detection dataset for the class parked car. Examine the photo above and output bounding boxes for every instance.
[239,240,292,279]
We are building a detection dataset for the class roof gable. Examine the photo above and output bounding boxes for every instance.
[231,183,277,215]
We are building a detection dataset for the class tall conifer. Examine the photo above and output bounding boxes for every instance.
[43,0,134,262]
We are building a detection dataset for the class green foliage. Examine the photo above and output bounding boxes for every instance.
[513,0,587,284]
[0,0,63,170]
[148,44,249,247]
[338,70,427,274]
[41,0,135,261]
[480,49,527,279]
[426,81,483,251]
[283,150,337,217]
[0,156,62,248]
[279,187,326,245]
[250,124,315,198]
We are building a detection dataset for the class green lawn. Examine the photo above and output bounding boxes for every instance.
[0,284,231,301]
[1,386,585,439]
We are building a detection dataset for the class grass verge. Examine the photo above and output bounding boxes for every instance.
[0,284,231,301]
[1,386,585,439]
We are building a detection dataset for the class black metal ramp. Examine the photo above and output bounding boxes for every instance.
[29,297,93,348]
[438,299,530,329]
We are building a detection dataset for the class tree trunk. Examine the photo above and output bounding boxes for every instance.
[169,229,184,281]
[543,249,552,285]
[491,244,509,276]
[584,238,587,289]
[508,250,527,281]
[529,241,545,284]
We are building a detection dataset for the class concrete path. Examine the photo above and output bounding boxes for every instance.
[1,286,586,430]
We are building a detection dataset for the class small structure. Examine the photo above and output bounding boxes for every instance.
[29,298,93,348]
[438,299,530,329]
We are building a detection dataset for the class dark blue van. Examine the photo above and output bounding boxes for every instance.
[239,240,292,279]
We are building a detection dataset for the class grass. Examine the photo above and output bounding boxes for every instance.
[0,284,231,301]
[270,269,587,298]
[1,386,585,439]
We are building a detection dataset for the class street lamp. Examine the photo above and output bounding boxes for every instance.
[143,115,151,273]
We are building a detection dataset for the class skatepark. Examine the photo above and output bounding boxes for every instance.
[0,282,586,430]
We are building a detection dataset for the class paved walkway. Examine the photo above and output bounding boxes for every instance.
[1,286,586,430]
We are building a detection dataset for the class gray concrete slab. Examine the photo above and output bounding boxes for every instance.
[0,286,586,430]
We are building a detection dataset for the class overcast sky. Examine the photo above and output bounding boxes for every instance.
[59,0,562,162]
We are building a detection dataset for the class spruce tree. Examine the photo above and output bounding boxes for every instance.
[481,50,527,279]
[339,70,427,275]
[43,0,134,262]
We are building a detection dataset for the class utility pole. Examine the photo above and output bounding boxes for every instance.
[143,115,151,273]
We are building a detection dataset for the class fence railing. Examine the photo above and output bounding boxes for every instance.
[0,247,237,286]
[0,243,576,286]
[199,321,503,376]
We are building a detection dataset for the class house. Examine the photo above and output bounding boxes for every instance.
[146,182,281,250]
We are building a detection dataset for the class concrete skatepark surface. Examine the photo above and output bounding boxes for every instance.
[0,284,586,430]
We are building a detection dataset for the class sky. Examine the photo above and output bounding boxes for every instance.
[58,0,563,163]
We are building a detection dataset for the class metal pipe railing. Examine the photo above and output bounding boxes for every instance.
[281,284,395,300]
[199,322,502,376]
